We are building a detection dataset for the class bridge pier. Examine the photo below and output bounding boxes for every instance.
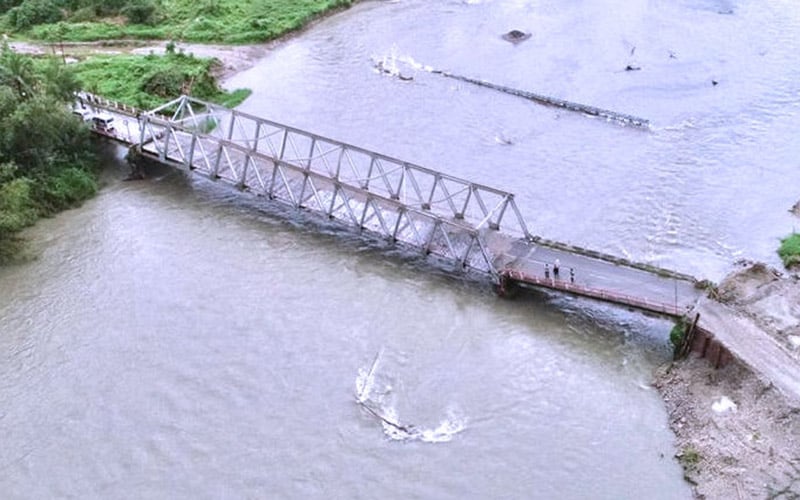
[124,146,146,180]
[492,272,520,298]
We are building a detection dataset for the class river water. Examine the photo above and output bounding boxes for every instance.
[2,1,799,498]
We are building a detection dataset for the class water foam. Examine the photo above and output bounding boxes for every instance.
[355,351,466,442]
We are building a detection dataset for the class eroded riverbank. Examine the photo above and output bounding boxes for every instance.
[656,264,800,498]
[657,358,800,499]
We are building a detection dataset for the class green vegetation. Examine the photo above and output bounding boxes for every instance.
[669,318,688,360]
[1,0,355,43]
[0,43,97,262]
[778,233,800,269]
[669,318,687,355]
[677,445,701,471]
[73,50,251,109]
[0,41,250,262]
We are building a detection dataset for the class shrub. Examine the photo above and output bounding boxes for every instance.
[778,233,800,268]
[142,67,186,98]
[0,176,36,238]
[36,166,97,213]
[677,446,701,471]
[669,319,686,357]
[0,0,25,13]
[122,1,157,26]
[8,0,63,31]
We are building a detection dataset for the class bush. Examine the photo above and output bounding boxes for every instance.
[2,98,92,172]
[8,0,63,30]
[0,176,36,238]
[122,1,157,25]
[142,67,186,98]
[778,233,800,268]
[36,166,97,213]
[0,0,25,13]
[669,319,686,356]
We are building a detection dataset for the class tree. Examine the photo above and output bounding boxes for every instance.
[38,57,80,100]
[0,42,35,99]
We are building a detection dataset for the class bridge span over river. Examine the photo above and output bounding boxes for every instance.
[76,92,704,321]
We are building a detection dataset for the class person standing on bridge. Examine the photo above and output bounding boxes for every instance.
[553,259,560,279]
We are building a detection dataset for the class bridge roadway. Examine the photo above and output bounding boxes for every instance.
[78,92,703,320]
[485,231,702,317]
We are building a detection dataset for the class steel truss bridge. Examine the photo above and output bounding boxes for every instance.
[76,92,704,319]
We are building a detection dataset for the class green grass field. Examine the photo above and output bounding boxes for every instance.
[7,0,355,44]
[73,51,251,109]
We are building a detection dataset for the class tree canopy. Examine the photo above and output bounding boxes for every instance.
[0,42,97,260]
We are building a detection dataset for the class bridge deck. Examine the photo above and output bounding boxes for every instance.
[486,232,702,318]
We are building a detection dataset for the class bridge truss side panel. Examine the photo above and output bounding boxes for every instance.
[163,96,532,238]
[138,109,498,275]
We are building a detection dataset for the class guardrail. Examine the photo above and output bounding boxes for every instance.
[500,269,686,317]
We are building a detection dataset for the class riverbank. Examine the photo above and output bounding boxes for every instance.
[3,0,358,44]
[0,41,101,264]
[655,263,800,498]
[8,40,269,83]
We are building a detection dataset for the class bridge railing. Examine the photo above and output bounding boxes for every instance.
[501,269,686,317]
[76,91,141,118]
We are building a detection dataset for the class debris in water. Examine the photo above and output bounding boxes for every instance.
[502,30,531,43]
[354,349,466,442]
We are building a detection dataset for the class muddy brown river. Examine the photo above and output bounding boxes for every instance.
[2,1,799,498]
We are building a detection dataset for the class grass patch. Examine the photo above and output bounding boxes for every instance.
[778,233,800,269]
[216,87,252,108]
[6,0,356,44]
[73,52,250,109]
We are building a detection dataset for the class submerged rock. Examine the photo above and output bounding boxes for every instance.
[502,30,531,43]
[790,199,800,217]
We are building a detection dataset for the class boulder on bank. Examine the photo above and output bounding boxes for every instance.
[502,30,531,43]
